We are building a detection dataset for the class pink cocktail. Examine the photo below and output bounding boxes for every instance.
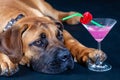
[82,18,117,72]
[87,26,111,42]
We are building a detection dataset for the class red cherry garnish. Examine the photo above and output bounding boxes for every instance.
[80,12,93,24]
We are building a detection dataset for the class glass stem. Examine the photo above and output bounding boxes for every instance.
[98,42,101,51]
[97,42,102,65]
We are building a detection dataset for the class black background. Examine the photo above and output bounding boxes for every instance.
[1,0,120,80]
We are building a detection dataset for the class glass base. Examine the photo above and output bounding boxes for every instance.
[88,63,112,72]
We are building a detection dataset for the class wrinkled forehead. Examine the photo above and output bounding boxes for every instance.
[31,22,58,34]
[22,21,58,42]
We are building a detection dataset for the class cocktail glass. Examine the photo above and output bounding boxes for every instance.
[82,18,117,72]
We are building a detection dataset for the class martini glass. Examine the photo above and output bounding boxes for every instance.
[82,18,117,72]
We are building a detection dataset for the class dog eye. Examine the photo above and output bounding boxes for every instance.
[57,30,63,41]
[29,39,42,47]
[55,22,64,31]
[40,33,46,38]
[35,40,41,45]
[32,39,43,47]
[30,38,48,48]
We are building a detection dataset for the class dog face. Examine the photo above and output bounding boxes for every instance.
[19,17,74,74]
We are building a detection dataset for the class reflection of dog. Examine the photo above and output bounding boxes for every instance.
[0,0,106,76]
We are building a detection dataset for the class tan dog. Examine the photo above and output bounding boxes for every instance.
[0,0,106,76]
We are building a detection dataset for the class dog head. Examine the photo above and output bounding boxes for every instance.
[0,17,74,74]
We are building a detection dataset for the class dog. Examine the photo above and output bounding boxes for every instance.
[0,0,106,76]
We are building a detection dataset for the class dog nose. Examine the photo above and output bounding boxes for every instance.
[57,49,71,61]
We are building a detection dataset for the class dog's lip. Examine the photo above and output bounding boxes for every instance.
[45,67,68,74]
[45,64,74,74]
[31,57,74,74]
[47,58,74,70]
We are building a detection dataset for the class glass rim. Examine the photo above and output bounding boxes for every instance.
[92,18,117,22]
[82,18,117,27]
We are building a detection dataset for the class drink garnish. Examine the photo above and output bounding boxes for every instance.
[62,12,103,27]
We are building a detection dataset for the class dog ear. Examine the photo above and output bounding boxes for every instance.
[0,25,28,63]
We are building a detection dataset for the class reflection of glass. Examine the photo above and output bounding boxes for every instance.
[82,18,117,72]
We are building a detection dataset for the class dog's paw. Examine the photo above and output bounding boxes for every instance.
[0,62,19,76]
[19,56,30,67]
[87,49,107,64]
[65,12,80,25]
[0,54,19,76]
[79,48,107,65]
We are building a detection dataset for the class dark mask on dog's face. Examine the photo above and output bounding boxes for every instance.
[22,17,74,74]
